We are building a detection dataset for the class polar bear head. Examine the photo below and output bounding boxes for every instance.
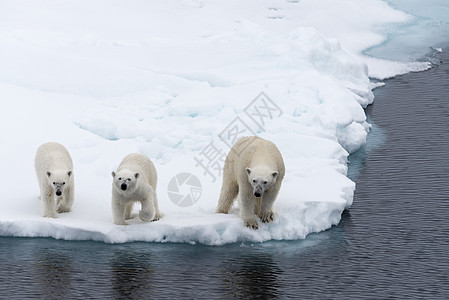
[245,166,279,198]
[111,170,140,193]
[46,170,72,196]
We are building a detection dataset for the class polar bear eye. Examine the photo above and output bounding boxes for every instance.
[118,177,122,180]
[253,180,256,183]
[52,182,56,185]
[63,182,65,185]
[263,181,268,185]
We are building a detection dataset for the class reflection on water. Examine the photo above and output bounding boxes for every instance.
[0,230,349,299]
[33,248,73,299]
[221,251,282,298]
[110,248,155,299]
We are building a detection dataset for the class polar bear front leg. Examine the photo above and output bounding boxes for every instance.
[57,187,74,213]
[112,200,128,225]
[40,187,57,218]
[239,190,259,229]
[152,192,163,221]
[139,194,156,222]
[258,186,279,223]
[124,202,134,220]
[216,182,239,214]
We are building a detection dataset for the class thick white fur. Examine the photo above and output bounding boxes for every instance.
[35,142,74,218]
[111,153,162,225]
[216,136,285,229]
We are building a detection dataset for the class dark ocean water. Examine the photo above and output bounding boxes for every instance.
[1,51,449,299]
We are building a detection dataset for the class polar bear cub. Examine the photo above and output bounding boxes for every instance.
[217,136,285,229]
[111,153,162,225]
[35,142,74,218]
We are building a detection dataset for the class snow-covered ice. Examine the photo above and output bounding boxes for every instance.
[0,0,442,245]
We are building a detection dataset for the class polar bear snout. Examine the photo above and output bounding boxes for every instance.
[112,173,134,192]
[253,185,264,198]
[52,182,66,197]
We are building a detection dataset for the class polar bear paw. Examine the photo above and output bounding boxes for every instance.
[114,220,128,226]
[244,218,259,230]
[43,212,57,218]
[57,205,71,214]
[139,210,154,222]
[151,213,163,222]
[259,211,274,223]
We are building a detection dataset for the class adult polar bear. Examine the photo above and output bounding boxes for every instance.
[111,153,162,225]
[217,136,285,229]
[35,142,74,218]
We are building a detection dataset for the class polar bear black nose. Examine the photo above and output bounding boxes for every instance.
[56,190,62,196]
[121,183,127,191]
[254,192,261,198]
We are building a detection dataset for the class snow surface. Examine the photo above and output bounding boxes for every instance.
[0,0,439,245]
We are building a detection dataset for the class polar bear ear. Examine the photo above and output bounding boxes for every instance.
[46,171,51,177]
[68,171,72,177]
[245,168,252,176]
[111,171,116,178]
[135,173,140,179]
[272,171,279,179]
